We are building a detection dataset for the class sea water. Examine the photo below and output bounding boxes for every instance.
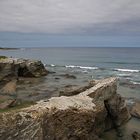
[1,47,140,97]
[1,47,140,139]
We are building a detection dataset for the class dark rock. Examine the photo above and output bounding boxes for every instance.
[55,77,60,80]
[60,74,77,79]
[48,71,56,74]
[116,128,123,137]
[19,59,48,77]
[132,131,140,140]
[104,94,131,127]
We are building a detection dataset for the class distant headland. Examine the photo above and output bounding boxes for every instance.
[0,47,19,50]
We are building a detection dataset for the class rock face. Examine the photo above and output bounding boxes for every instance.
[130,100,140,119]
[0,77,131,140]
[0,58,48,81]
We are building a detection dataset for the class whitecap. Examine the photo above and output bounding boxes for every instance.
[79,66,98,70]
[50,64,55,67]
[65,65,98,70]
[65,65,76,68]
[117,73,132,77]
[131,81,140,85]
[114,68,139,73]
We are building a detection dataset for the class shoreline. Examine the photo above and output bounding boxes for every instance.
[0,57,140,140]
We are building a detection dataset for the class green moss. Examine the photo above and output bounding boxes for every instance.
[0,56,7,60]
[0,101,36,113]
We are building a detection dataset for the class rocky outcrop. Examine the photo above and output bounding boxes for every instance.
[130,100,140,119]
[0,77,130,140]
[0,58,48,81]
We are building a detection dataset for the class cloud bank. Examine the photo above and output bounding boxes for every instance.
[0,0,140,34]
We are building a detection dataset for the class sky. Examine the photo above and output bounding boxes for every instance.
[0,0,140,47]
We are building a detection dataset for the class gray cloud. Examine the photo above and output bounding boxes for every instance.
[0,0,140,34]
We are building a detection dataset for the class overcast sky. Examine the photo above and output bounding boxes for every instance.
[0,0,140,47]
[0,0,140,35]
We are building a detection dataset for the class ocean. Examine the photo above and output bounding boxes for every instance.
[0,47,140,139]
[1,47,140,98]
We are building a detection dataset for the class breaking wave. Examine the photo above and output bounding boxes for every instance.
[131,81,140,85]
[114,68,139,73]
[65,65,98,70]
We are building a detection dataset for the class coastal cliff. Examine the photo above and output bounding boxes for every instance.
[0,77,131,140]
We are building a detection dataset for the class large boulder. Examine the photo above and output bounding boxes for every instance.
[0,77,131,140]
[0,58,48,81]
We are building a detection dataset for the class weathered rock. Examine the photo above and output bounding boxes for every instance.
[0,60,16,81]
[0,58,48,81]
[59,85,92,96]
[130,101,140,119]
[59,80,96,97]
[0,80,17,95]
[0,77,130,140]
[132,131,140,140]
[0,99,17,109]
[22,59,48,77]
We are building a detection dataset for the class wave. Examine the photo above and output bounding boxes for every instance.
[65,65,98,70]
[131,81,140,85]
[114,68,139,73]
[50,64,56,67]
[117,73,132,77]
[45,64,56,67]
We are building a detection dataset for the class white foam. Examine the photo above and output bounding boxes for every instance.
[131,81,140,85]
[115,68,139,73]
[65,65,98,70]
[117,73,131,76]
[50,64,55,67]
